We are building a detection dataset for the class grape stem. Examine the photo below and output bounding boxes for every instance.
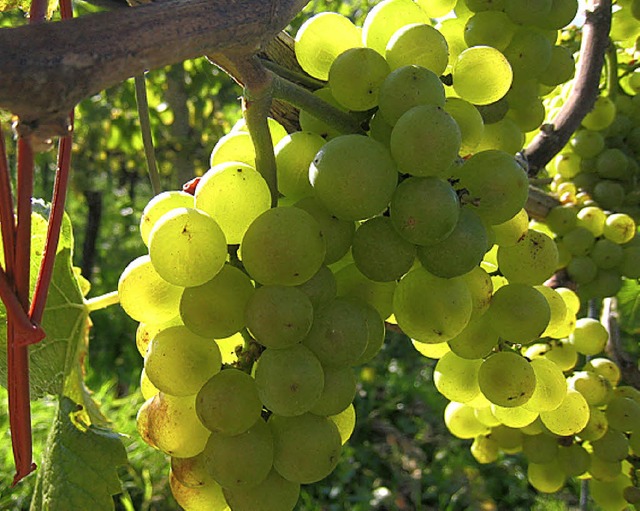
[85,290,120,312]
[134,74,162,196]
[258,57,325,91]
[523,0,612,176]
[604,37,619,100]
[601,297,640,390]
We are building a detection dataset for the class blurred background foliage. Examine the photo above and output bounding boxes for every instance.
[0,0,603,509]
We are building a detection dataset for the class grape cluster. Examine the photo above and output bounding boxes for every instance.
[117,0,640,509]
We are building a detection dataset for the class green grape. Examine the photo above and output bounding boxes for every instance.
[222,469,300,511]
[254,344,324,417]
[584,357,621,387]
[603,213,637,244]
[385,23,449,75]
[465,0,506,11]
[475,97,510,125]
[568,370,613,406]
[539,340,578,372]
[497,229,558,285]
[329,403,356,445]
[412,339,451,359]
[527,462,566,494]
[378,65,446,125]
[596,148,629,180]
[389,176,460,246]
[362,0,431,55]
[534,286,568,339]
[180,264,254,338]
[171,451,213,489]
[470,435,500,464]
[590,473,634,511]
[136,316,183,357]
[570,129,605,158]
[590,239,624,269]
[438,18,467,62]
[351,216,415,282]
[140,368,159,401]
[490,209,528,247]
[503,28,552,79]
[540,389,590,436]
[506,97,546,133]
[203,418,273,490]
[143,393,211,458]
[566,255,598,284]
[552,151,581,178]
[302,297,369,367]
[577,268,623,301]
[196,369,262,436]
[464,11,515,51]
[416,0,456,17]
[140,191,194,247]
[606,396,640,433]
[569,318,608,356]
[241,207,326,286]
[630,431,640,455]
[335,263,396,320]
[505,0,551,24]
[310,134,398,221]
[455,150,528,225]
[328,47,390,111]
[299,88,347,139]
[540,0,578,29]
[309,366,357,416]
[545,205,578,236]
[444,97,485,156]
[589,454,623,482]
[557,443,591,477]
[269,413,342,484]
[490,425,523,454]
[444,402,490,439]
[195,161,271,244]
[486,284,550,344]
[459,266,493,320]
[474,405,500,428]
[619,246,640,278]
[577,406,608,441]
[275,131,325,201]
[492,404,538,428]
[582,96,616,131]
[295,265,337,309]
[522,357,567,413]
[148,207,227,288]
[169,472,228,511]
[233,116,287,146]
[452,46,513,106]
[295,12,362,81]
[245,285,313,349]
[294,197,355,266]
[592,429,630,462]
[210,131,256,168]
[448,313,499,360]
[350,301,384,363]
[522,433,558,464]
[474,117,525,155]
[593,181,626,210]
[145,326,222,397]
[368,111,393,146]
[393,267,472,343]
[433,351,482,403]
[539,45,575,86]
[118,255,183,324]
[478,351,536,407]
[577,206,607,237]
[563,226,596,257]
[417,208,488,278]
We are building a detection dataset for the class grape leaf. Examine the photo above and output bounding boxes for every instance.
[0,0,59,18]
[29,396,127,511]
[617,279,640,334]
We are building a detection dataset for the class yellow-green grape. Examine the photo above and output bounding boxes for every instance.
[491,404,538,428]
[169,472,228,511]
[523,357,567,413]
[486,283,550,344]
[335,263,396,320]
[603,213,637,244]
[474,406,500,428]
[438,18,466,62]
[255,344,324,417]
[490,208,528,247]
[275,131,325,201]
[351,216,416,282]
[310,366,357,416]
[455,150,529,225]
[417,208,488,278]
[578,406,608,442]
[584,357,621,387]
[444,402,490,439]
[171,451,213,489]
[606,396,640,433]
[505,0,551,24]
[368,111,393,146]
[564,226,596,256]
[393,267,472,343]
[503,28,552,79]
[546,205,578,236]
[310,134,398,221]
[195,369,262,436]
[245,285,313,349]
[540,0,578,30]
[389,176,460,246]
[463,11,515,51]
[614,386,640,404]
[361,0,431,55]
[592,429,630,462]
[471,434,500,464]
[296,265,337,310]
[619,246,640,278]
[568,370,613,406]
[490,424,523,454]
[541,45,575,86]
[447,313,499,360]
[378,65,446,125]
[522,433,558,464]
[590,472,634,511]
[589,454,623,482]
[195,162,271,244]
[542,340,578,372]
[416,0,455,17]
[136,316,182,357]
[298,88,347,140]
[390,104,461,177]
[294,197,355,266]
[209,131,256,168]
[353,301,387,365]
[452,46,513,106]
[591,239,624,269]
[497,230,558,285]
[412,339,451,359]
[302,297,369,367]
[459,266,493,320]
[329,403,356,445]
[474,117,525,154]
[139,191,194,247]
[232,116,287,146]
[577,206,606,237]
[328,47,390,111]
[241,207,326,286]
[118,255,183,324]
[136,398,157,449]
[222,469,300,511]
[582,96,616,131]
[433,351,482,403]
[148,207,227,288]
[527,462,566,493]
[478,351,536,408]
[519,416,545,435]
[145,326,221,397]
[143,393,211,458]
[569,318,608,356]
[570,129,605,159]
[140,368,159,400]
[180,264,254,338]
[294,12,362,81]
[444,97,485,156]
[534,286,568,339]
[269,413,342,484]
[557,443,591,478]
[203,418,274,490]
[385,23,448,75]
[540,389,590,436]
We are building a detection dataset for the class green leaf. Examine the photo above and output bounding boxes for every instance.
[29,396,127,511]
[617,278,640,334]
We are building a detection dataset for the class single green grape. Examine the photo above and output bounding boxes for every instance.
[497,229,559,285]
[385,23,449,75]
[452,46,513,106]
[478,351,536,407]
[275,131,325,201]
[222,469,300,511]
[139,191,194,247]
[433,351,482,403]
